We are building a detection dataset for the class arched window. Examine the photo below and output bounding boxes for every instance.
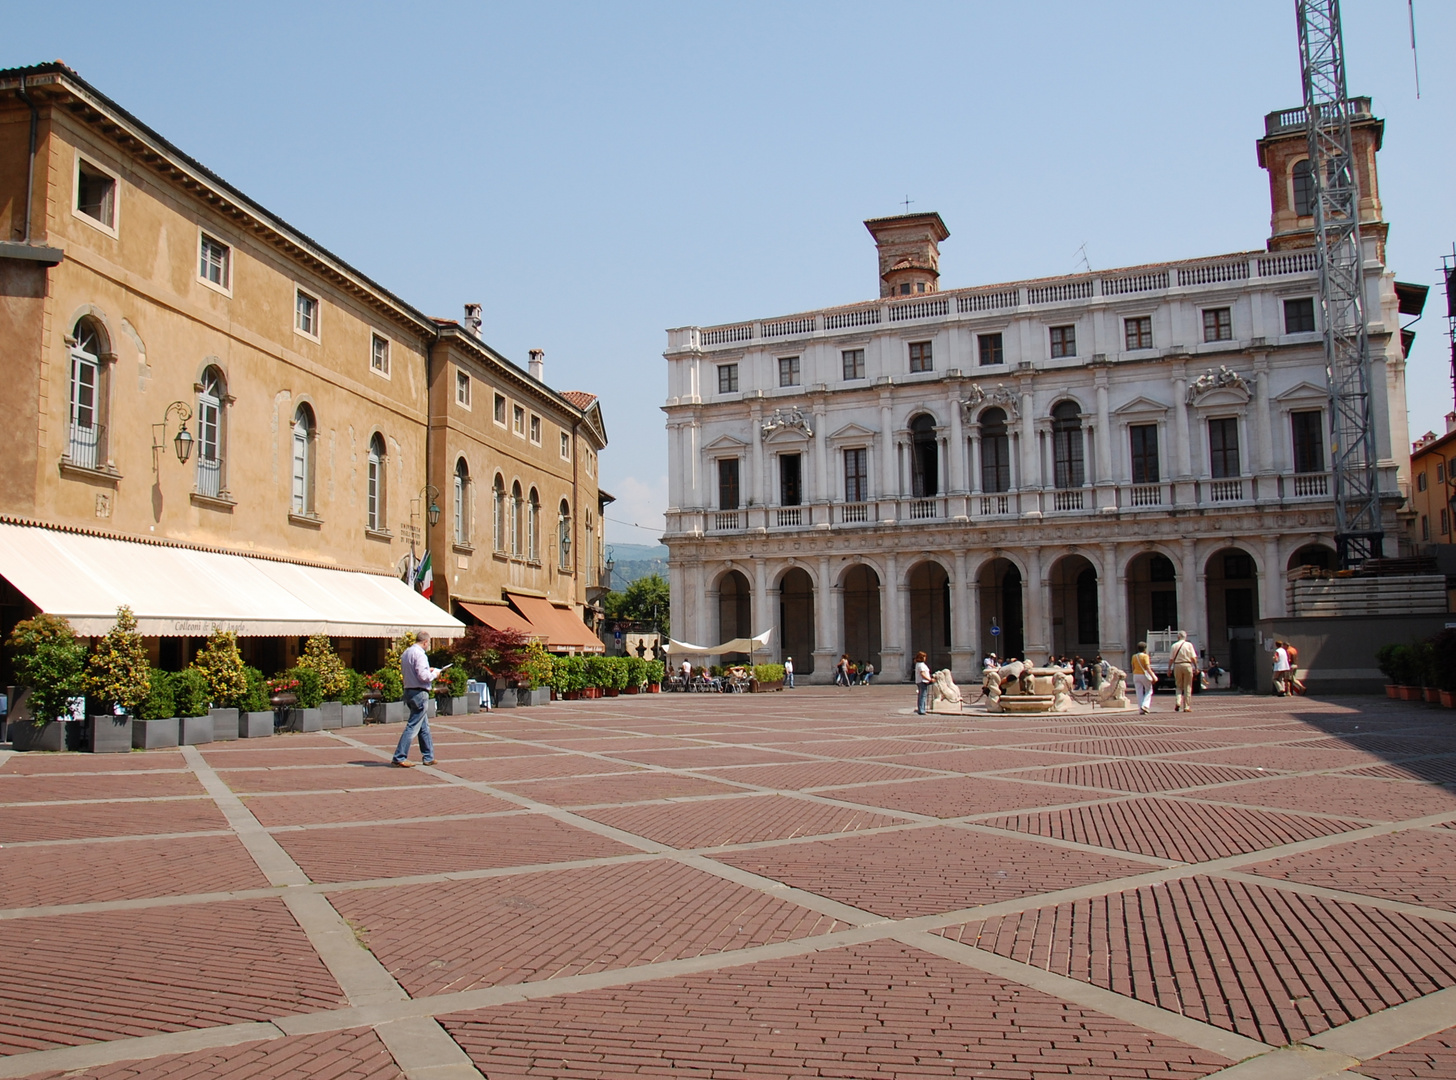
[67,318,108,469]
[558,499,572,570]
[492,474,506,552]
[196,367,227,497]
[366,433,387,531]
[291,404,316,515]
[1051,401,1084,490]
[453,458,470,545]
[1292,159,1315,217]
[527,487,540,562]
[510,481,523,556]
[979,407,1011,493]
[910,414,938,497]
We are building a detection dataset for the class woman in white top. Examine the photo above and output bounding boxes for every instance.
[914,651,932,715]
[1272,642,1290,695]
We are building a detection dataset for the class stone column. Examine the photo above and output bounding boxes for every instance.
[968,426,982,495]
[1262,534,1284,620]
[1172,379,1191,478]
[951,550,974,678]
[752,557,770,643]
[881,551,904,678]
[1098,543,1126,666]
[948,401,965,493]
[1025,545,1048,659]
[749,404,764,511]
[1095,382,1112,483]
[814,554,837,679]
[1179,538,1205,645]
[813,401,828,511]
[879,397,895,505]
[686,420,701,507]
[693,561,710,644]
[667,423,683,509]
[1020,392,1038,492]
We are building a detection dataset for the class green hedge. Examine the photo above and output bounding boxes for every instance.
[752,664,785,683]
[549,654,666,692]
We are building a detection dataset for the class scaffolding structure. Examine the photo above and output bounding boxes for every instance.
[1297,0,1383,567]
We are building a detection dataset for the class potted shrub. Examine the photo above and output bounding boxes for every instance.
[1388,645,1423,701]
[7,614,86,751]
[622,656,645,693]
[82,606,150,753]
[237,666,273,738]
[296,635,349,728]
[452,624,528,708]
[173,668,214,744]
[279,667,324,731]
[338,669,366,727]
[749,663,786,692]
[1430,630,1456,707]
[367,667,406,724]
[1375,643,1401,698]
[518,641,554,706]
[433,663,470,715]
[1411,640,1440,703]
[193,628,247,743]
[645,659,664,692]
[134,668,180,749]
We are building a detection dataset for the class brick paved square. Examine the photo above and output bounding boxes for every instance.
[441,754,640,783]
[983,794,1368,862]
[275,814,635,883]
[712,824,1150,918]
[0,797,227,843]
[439,939,1231,1078]
[17,1027,403,1079]
[1,752,185,774]
[1245,828,1456,911]
[0,771,203,804]
[881,747,1091,772]
[219,762,451,794]
[1352,1023,1456,1078]
[1168,743,1388,771]
[1348,757,1456,785]
[1,834,268,907]
[938,875,1456,1045]
[596,744,820,769]
[1004,758,1268,793]
[701,759,935,790]
[243,785,516,826]
[200,745,375,767]
[819,774,1091,818]
[0,898,344,1055]
[1209,774,1456,821]
[577,793,911,848]
[495,771,745,807]
[335,860,850,997]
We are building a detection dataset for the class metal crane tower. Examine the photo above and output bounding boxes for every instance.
[1296,0,1383,567]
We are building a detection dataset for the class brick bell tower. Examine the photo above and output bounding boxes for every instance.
[864,212,949,298]
[1256,98,1387,261]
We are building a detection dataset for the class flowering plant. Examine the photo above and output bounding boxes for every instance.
[266,675,301,695]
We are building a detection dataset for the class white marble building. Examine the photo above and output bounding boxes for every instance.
[662,102,1414,687]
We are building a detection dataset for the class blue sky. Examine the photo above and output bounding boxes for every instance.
[7,1,1453,545]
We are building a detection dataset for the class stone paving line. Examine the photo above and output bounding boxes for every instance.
[0,692,1454,1078]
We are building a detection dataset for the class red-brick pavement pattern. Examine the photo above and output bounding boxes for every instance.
[1,752,185,774]
[336,860,850,997]
[495,771,745,807]
[1245,828,1456,911]
[16,1027,403,1080]
[1035,737,1227,757]
[273,814,636,883]
[440,940,1232,1079]
[0,797,227,843]
[243,785,517,826]
[201,746,383,767]
[441,754,640,783]
[1,834,268,907]
[938,875,1456,1046]
[883,747,1092,773]
[982,795,1368,862]
[1348,758,1456,785]
[0,899,345,1054]
[598,744,819,769]
[1353,1024,1456,1079]
[701,759,935,790]
[1005,759,1268,793]
[1169,744,1390,771]
[821,774,1095,818]
[0,771,203,803]
[578,793,910,849]
[218,763,451,793]
[1209,774,1456,821]
[714,825,1152,918]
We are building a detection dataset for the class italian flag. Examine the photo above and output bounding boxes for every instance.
[414,550,433,599]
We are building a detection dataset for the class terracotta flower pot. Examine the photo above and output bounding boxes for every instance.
[1424,687,1441,704]
[1397,686,1423,701]
[1384,685,1398,698]
[1440,689,1456,708]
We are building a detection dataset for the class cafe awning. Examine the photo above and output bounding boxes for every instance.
[664,628,773,657]
[457,601,540,639]
[0,521,465,638]
[506,593,604,653]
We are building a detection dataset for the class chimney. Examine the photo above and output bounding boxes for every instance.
[863,212,949,298]
[462,303,482,337]
[1446,411,1456,435]
[528,348,544,382]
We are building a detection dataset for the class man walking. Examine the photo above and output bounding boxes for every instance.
[784,656,795,689]
[914,651,932,715]
[393,631,440,768]
[1169,630,1198,713]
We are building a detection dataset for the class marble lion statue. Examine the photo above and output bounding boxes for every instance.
[1050,670,1074,712]
[1097,666,1130,709]
[930,668,962,706]
[982,667,1004,710]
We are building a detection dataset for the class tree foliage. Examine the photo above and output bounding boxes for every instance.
[295,634,350,701]
[451,625,529,682]
[7,614,86,724]
[83,606,152,712]
[602,574,670,636]
[191,628,248,708]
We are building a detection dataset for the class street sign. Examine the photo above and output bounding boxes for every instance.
[990,626,1001,636]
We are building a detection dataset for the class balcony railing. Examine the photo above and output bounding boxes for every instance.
[1052,489,1084,512]
[909,499,938,520]
[840,503,868,523]
[1129,483,1163,507]
[196,457,222,498]
[776,507,802,527]
[1209,479,1244,502]
[711,511,741,531]
[1292,472,1329,498]
[66,422,103,470]
[978,493,1012,516]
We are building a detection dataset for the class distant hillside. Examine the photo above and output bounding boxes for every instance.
[608,544,668,587]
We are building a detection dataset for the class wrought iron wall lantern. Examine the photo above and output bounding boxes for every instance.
[152,401,194,466]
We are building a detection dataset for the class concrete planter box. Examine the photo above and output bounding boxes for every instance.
[340,704,364,727]
[466,691,481,714]
[209,708,239,742]
[179,715,214,745]
[286,708,323,732]
[436,695,469,715]
[318,701,344,729]
[493,684,517,708]
[368,701,407,724]
[749,679,784,693]
[515,687,552,707]
[13,718,81,752]
[133,717,179,749]
[88,714,132,754]
[1423,687,1441,704]
[426,697,438,718]
[239,711,274,738]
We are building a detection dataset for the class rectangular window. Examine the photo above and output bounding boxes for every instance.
[75,159,116,228]
[560,431,571,459]
[1417,472,1427,492]
[1439,462,1447,483]
[199,233,231,289]
[1291,410,1324,473]
[1422,515,1429,541]
[455,370,471,407]
[1124,316,1153,350]
[1203,307,1232,342]
[295,289,319,337]
[779,453,802,506]
[494,393,506,425]
[370,333,390,375]
[717,363,739,394]
[844,447,868,503]
[512,405,525,435]
[978,333,1004,366]
[718,458,740,510]
[1284,297,1316,334]
[842,349,865,380]
[908,341,933,373]
[778,355,800,387]
[1130,424,1160,484]
[530,414,541,443]
[1049,325,1076,358]
[1444,508,1451,536]
[1209,418,1241,478]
